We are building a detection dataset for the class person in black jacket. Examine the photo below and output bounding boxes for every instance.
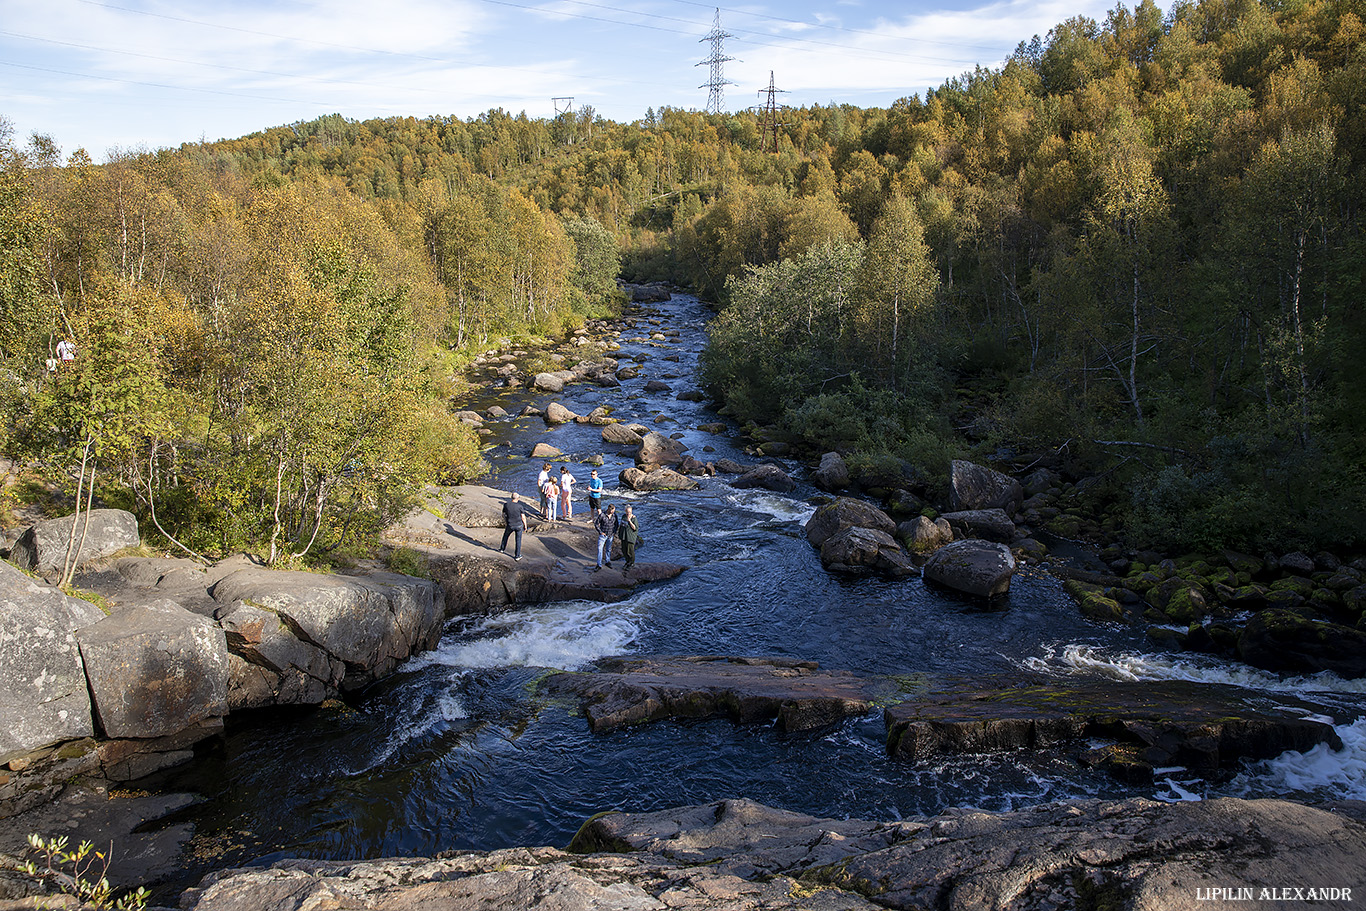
[618,505,641,571]
[499,492,528,560]
[593,504,618,569]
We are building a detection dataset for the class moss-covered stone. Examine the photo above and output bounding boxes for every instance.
[1270,575,1315,596]
[1080,592,1127,624]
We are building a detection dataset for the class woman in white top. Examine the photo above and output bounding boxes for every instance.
[558,466,576,519]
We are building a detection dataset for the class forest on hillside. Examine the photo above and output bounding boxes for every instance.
[1,0,1363,561]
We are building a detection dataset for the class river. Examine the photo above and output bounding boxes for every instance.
[147,293,1366,885]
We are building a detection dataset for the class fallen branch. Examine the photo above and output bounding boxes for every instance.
[1092,439,1188,456]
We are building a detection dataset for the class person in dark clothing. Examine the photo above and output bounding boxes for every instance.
[618,505,641,571]
[594,504,618,568]
[499,492,528,560]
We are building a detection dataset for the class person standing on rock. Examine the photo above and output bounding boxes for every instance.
[587,469,603,517]
[559,465,576,520]
[499,492,528,561]
[618,505,641,572]
[537,462,553,518]
[543,473,560,522]
[594,504,618,569]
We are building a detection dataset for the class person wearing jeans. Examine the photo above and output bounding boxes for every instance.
[594,504,618,568]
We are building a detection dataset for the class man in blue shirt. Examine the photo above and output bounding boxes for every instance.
[587,469,604,517]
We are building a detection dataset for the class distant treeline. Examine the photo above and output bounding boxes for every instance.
[2,0,1364,556]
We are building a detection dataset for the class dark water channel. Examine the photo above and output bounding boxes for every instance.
[147,294,1366,885]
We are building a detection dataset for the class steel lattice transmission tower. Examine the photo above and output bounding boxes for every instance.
[753,71,788,153]
[696,8,736,114]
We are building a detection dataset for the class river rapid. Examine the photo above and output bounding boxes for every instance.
[148,293,1366,884]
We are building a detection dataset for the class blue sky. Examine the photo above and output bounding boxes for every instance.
[1,0,1119,161]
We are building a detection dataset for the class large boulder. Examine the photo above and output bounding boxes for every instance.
[940,508,1016,543]
[601,423,644,446]
[217,602,342,710]
[948,459,1024,513]
[820,527,918,577]
[1238,609,1366,678]
[76,599,230,740]
[637,431,687,468]
[10,509,140,576]
[619,466,700,492]
[812,452,850,492]
[0,562,105,758]
[804,498,897,548]
[209,569,444,690]
[923,540,1017,598]
[531,372,564,393]
[530,442,562,459]
[897,515,953,553]
[544,402,577,424]
[730,464,796,493]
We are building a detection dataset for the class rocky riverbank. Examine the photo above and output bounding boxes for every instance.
[139,796,1366,911]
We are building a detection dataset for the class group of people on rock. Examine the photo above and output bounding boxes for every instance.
[499,462,641,571]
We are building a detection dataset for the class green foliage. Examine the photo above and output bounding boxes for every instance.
[23,833,150,910]
[386,545,429,578]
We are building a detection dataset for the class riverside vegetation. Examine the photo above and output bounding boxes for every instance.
[1,0,1364,570]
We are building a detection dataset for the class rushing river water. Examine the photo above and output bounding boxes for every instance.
[147,293,1366,887]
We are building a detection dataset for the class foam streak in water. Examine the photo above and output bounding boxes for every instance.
[1023,643,1366,696]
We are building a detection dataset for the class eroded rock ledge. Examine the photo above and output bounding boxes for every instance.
[541,655,895,733]
[175,797,1366,911]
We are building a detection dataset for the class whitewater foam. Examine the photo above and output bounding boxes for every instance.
[1230,718,1366,801]
[1023,643,1366,696]
[407,594,654,673]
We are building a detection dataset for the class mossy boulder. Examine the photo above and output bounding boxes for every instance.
[1079,591,1127,624]
[1237,609,1366,678]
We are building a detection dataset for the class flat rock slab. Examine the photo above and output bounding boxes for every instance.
[885,676,1340,775]
[543,655,895,733]
[0,781,199,889]
[385,486,685,614]
[821,797,1366,911]
[176,797,1366,911]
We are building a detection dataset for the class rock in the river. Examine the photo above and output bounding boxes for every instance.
[939,508,1015,543]
[76,599,230,740]
[532,372,564,392]
[884,676,1338,773]
[812,452,850,492]
[730,464,796,493]
[619,466,700,492]
[923,540,1016,597]
[713,458,747,474]
[1238,609,1366,678]
[9,508,140,576]
[545,402,578,424]
[530,442,563,458]
[0,561,105,757]
[897,515,953,553]
[637,430,687,468]
[602,423,644,446]
[804,498,897,548]
[820,527,917,577]
[542,656,894,733]
[948,459,1023,513]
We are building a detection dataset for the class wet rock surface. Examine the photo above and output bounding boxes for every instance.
[542,656,895,734]
[884,676,1340,776]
